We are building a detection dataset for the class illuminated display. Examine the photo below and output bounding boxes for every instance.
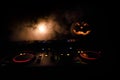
[12,53,34,63]
[80,51,101,60]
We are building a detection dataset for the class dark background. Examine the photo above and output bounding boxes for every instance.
[1,0,109,46]
[0,0,115,79]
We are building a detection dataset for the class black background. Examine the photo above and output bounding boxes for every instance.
[0,0,115,79]
[1,1,109,47]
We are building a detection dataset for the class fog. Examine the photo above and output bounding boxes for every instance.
[10,15,67,41]
[10,8,84,41]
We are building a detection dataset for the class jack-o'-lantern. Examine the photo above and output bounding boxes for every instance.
[71,21,91,36]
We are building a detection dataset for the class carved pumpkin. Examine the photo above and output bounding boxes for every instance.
[71,21,91,36]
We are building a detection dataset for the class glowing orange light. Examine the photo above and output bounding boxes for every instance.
[80,52,99,60]
[71,21,91,36]
[38,24,47,33]
[73,30,91,35]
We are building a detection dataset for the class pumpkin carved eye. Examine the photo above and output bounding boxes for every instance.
[71,21,91,36]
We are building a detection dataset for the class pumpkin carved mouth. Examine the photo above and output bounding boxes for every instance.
[71,21,91,36]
